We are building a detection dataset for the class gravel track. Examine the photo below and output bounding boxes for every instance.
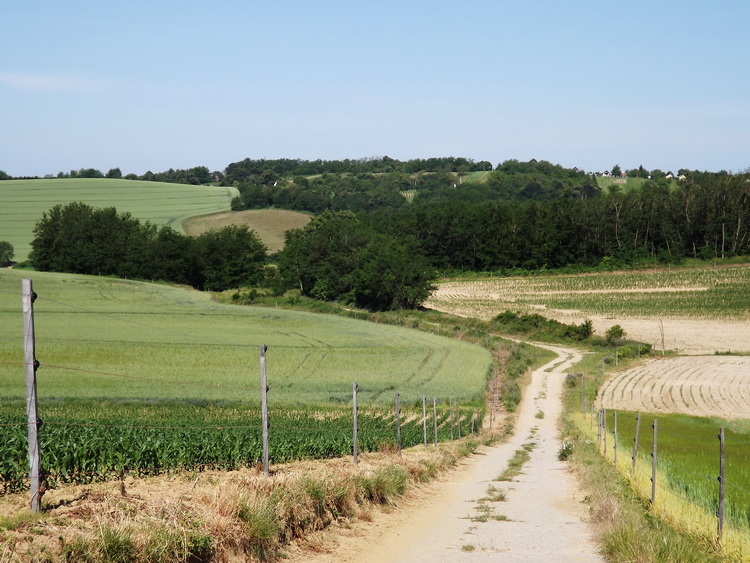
[297,345,603,562]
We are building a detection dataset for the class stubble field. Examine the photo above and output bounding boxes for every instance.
[426,265,750,419]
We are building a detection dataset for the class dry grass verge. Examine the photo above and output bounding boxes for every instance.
[0,433,507,562]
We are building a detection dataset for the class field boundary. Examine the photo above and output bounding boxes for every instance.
[574,408,750,559]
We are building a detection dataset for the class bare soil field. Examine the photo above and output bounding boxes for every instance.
[183,209,311,253]
[597,355,750,419]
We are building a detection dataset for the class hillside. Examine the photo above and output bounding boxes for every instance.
[0,178,238,261]
[183,209,312,253]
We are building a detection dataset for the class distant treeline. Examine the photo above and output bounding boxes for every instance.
[359,171,750,272]
[12,157,750,310]
[1,166,220,185]
[0,156,490,185]
[229,159,602,213]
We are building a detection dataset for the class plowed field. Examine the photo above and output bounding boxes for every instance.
[596,356,750,419]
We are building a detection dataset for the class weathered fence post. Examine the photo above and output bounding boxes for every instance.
[603,409,608,456]
[651,419,658,505]
[450,400,454,441]
[260,345,269,477]
[632,413,641,474]
[396,393,402,457]
[718,428,725,542]
[422,395,427,449]
[457,405,461,439]
[23,279,41,512]
[597,410,602,450]
[613,410,618,466]
[353,382,359,465]
[433,397,438,446]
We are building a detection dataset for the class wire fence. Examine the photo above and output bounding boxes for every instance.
[3,279,486,501]
[582,404,750,555]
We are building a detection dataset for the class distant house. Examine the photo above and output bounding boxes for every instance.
[678,174,687,181]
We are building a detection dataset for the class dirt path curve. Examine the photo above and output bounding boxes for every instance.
[297,345,603,562]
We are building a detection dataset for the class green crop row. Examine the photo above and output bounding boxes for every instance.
[0,399,483,492]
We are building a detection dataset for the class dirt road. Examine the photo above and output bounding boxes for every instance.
[296,345,603,562]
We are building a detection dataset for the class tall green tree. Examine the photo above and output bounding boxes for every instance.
[352,235,435,310]
[193,226,267,291]
[0,242,13,266]
[278,211,434,310]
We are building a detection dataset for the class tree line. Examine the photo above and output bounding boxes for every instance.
[359,172,750,272]
[29,203,267,292]
[14,158,750,311]
[28,203,436,310]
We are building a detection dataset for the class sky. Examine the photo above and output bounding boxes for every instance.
[2,0,749,177]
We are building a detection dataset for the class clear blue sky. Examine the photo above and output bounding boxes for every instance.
[3,0,749,177]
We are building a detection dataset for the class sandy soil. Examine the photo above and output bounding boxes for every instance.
[290,345,603,562]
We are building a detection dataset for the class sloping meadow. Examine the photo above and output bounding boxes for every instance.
[0,269,490,486]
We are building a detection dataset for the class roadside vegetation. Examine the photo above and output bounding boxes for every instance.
[561,352,750,562]
[0,438,499,562]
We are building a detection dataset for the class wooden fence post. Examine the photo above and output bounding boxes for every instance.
[651,419,658,505]
[396,393,402,457]
[433,398,438,446]
[23,279,41,512]
[260,345,269,477]
[632,413,641,474]
[613,410,618,466]
[422,395,427,449]
[450,400,454,441]
[603,409,608,456]
[353,383,359,465]
[718,428,725,542]
[457,405,461,439]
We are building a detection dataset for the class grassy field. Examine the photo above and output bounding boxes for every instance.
[0,269,491,405]
[0,269,491,487]
[0,179,239,261]
[183,209,312,253]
